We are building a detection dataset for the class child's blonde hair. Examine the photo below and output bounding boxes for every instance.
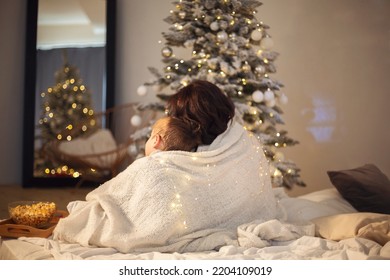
[153,117,201,152]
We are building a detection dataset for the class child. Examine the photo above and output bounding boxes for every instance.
[145,116,201,156]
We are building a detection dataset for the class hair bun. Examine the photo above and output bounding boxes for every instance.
[183,118,202,143]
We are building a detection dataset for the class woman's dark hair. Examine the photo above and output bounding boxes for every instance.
[166,80,235,145]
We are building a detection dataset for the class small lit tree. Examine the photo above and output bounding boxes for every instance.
[37,55,97,176]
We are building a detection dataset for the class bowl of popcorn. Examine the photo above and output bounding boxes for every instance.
[8,201,57,228]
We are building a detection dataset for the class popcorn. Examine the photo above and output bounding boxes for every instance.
[9,202,56,227]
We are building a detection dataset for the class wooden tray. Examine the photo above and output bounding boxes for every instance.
[0,210,68,238]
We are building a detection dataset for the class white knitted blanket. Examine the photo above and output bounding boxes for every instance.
[53,121,291,253]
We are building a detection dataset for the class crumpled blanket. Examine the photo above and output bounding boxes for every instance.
[14,219,315,260]
[53,121,284,253]
[237,219,315,248]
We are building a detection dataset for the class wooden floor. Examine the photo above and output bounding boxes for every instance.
[0,184,94,220]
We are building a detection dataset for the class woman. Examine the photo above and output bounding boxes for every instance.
[165,79,280,227]
[53,80,280,253]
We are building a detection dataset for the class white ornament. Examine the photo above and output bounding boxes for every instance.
[217,31,228,43]
[255,65,266,75]
[266,99,276,107]
[210,21,219,31]
[252,90,264,103]
[251,29,263,41]
[137,85,147,96]
[260,37,274,50]
[131,115,142,127]
[279,93,288,105]
[127,143,138,156]
[264,89,275,101]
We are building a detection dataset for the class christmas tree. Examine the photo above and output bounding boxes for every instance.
[135,0,305,189]
[37,53,97,177]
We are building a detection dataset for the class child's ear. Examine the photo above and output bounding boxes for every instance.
[152,134,162,149]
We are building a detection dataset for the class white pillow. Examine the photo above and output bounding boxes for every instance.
[312,212,390,246]
[275,188,357,223]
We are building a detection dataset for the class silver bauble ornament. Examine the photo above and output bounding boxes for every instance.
[266,99,276,107]
[210,21,219,31]
[251,29,263,41]
[131,115,142,127]
[260,37,274,50]
[161,46,173,57]
[255,65,266,75]
[264,89,275,101]
[137,85,147,96]
[127,143,138,156]
[252,90,264,103]
[217,31,228,42]
[279,93,288,104]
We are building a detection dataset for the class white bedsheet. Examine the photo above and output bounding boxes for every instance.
[1,234,389,260]
[1,188,389,260]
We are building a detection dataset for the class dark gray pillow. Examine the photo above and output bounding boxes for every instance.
[327,164,390,214]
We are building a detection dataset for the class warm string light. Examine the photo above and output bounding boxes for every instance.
[44,165,81,177]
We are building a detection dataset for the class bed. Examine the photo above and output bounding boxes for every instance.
[1,184,390,260]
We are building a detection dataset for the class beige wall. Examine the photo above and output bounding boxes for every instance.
[1,0,390,197]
